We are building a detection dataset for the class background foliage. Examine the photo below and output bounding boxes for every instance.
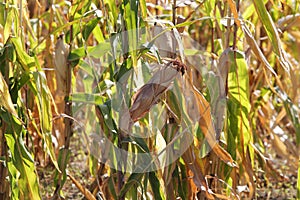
[0,0,300,199]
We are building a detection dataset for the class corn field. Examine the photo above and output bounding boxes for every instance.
[0,0,300,199]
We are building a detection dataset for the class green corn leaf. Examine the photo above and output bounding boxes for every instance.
[69,47,87,62]
[127,185,138,200]
[97,103,118,134]
[54,148,71,188]
[30,71,60,170]
[69,42,112,62]
[252,0,291,72]
[88,42,112,58]
[92,25,105,43]
[10,37,59,171]
[227,49,253,159]
[3,8,14,43]
[4,115,41,200]
[243,0,268,19]
[5,42,16,62]
[108,176,117,199]
[71,93,106,105]
[10,37,36,71]
[104,0,118,27]
[252,0,279,55]
[6,158,19,200]
[0,2,4,26]
[119,173,143,198]
[139,0,147,19]
[149,171,165,200]
[123,0,138,67]
[82,18,100,41]
[178,163,188,200]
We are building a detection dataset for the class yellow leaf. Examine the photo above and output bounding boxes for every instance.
[0,72,18,116]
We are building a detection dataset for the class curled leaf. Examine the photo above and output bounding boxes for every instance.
[130,64,181,122]
[192,85,236,167]
[184,72,236,167]
[182,146,215,199]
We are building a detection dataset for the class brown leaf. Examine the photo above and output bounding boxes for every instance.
[188,79,236,167]
[211,144,236,168]
[278,13,300,31]
[241,24,277,76]
[67,173,96,200]
[130,83,167,122]
[130,65,180,122]
[182,146,215,199]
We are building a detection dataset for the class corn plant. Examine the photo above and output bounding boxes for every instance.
[0,0,299,199]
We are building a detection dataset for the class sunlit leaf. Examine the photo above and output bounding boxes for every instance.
[71,93,106,105]
[252,0,291,72]
[0,72,18,116]
[188,80,236,167]
[12,36,59,171]
[4,115,41,200]
[83,18,100,41]
[3,8,15,43]
[10,37,36,71]
[241,24,277,76]
[68,174,96,200]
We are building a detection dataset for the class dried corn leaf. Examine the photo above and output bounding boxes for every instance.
[182,146,215,199]
[226,0,240,26]
[242,24,277,76]
[191,84,236,167]
[67,174,96,200]
[130,64,180,122]
[278,13,300,31]
[270,132,298,170]
[228,0,291,73]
